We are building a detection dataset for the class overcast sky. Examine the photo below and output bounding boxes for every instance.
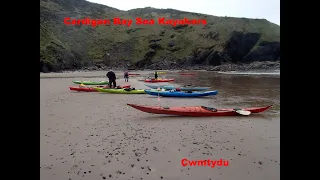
[87,0,280,25]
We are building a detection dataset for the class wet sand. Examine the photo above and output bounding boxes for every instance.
[40,71,280,180]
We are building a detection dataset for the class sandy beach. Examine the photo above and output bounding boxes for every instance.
[40,71,280,180]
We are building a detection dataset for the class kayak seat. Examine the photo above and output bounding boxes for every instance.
[186,91,193,93]
[201,106,218,112]
[162,106,170,109]
[124,88,135,91]
[233,108,242,111]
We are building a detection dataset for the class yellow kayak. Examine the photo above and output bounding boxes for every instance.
[155,72,166,74]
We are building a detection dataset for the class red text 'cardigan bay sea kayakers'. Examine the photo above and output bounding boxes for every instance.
[181,158,229,168]
[63,17,207,27]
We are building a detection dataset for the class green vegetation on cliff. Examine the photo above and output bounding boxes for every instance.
[40,0,280,72]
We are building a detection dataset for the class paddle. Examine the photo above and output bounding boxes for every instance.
[202,106,251,116]
[233,108,251,116]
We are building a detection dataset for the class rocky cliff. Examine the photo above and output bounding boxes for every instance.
[40,0,280,72]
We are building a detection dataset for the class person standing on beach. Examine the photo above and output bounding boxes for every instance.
[106,69,116,88]
[124,70,129,82]
[154,71,158,79]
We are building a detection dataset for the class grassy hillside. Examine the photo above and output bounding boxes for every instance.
[40,0,280,72]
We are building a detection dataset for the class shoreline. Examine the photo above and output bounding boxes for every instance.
[40,61,280,74]
[40,70,280,79]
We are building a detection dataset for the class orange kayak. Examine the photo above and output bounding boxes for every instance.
[127,104,272,117]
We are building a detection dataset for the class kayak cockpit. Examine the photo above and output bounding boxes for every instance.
[201,106,218,112]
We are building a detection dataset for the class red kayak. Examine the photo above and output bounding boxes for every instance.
[129,73,140,76]
[69,85,131,92]
[179,73,197,75]
[144,78,174,83]
[127,104,272,117]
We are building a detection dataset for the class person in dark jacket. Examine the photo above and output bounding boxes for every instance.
[154,71,158,79]
[106,69,116,88]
